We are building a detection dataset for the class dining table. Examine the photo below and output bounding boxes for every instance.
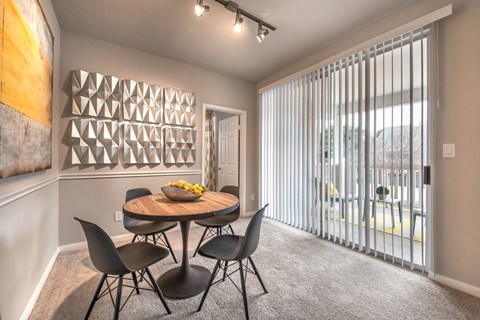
[122,190,239,299]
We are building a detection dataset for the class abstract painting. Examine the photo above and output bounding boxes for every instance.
[0,0,54,178]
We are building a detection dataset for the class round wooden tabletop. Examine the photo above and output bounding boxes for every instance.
[122,191,239,222]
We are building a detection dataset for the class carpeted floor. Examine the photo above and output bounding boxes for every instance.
[30,218,480,320]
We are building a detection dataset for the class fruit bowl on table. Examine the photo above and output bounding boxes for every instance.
[161,186,203,202]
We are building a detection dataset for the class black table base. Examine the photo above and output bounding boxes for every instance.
[157,220,211,299]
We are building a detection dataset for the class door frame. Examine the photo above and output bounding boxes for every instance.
[201,103,247,217]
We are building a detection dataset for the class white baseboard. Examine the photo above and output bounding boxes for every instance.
[20,247,60,320]
[59,233,133,252]
[428,271,480,298]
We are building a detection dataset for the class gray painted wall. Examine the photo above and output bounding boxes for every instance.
[258,0,480,289]
[58,31,258,245]
[0,0,61,319]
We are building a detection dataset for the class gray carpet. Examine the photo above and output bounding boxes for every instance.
[30,218,480,319]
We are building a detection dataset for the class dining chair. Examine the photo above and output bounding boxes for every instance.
[124,188,178,263]
[193,185,240,257]
[74,217,171,320]
[197,204,269,320]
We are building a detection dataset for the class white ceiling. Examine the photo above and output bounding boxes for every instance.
[52,0,420,82]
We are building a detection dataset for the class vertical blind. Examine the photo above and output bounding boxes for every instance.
[260,25,431,270]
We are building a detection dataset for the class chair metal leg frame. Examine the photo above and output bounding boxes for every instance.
[131,272,140,295]
[197,260,221,311]
[145,267,172,314]
[84,270,171,319]
[197,258,268,318]
[161,233,178,263]
[193,227,209,258]
[193,224,235,257]
[247,257,268,293]
[239,260,249,320]
[85,274,107,319]
[114,276,123,320]
[223,261,229,282]
[130,233,178,264]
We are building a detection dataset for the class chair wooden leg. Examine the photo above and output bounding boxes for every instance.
[197,260,220,311]
[85,273,107,320]
[132,272,140,294]
[239,260,249,320]
[145,268,171,314]
[193,227,209,257]
[162,233,178,263]
[248,257,268,293]
[113,275,123,320]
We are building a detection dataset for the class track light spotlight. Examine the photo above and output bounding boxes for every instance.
[257,24,269,43]
[193,0,276,41]
[233,12,243,33]
[195,0,210,17]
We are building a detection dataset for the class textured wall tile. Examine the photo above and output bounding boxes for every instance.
[163,126,196,164]
[70,119,119,164]
[71,70,120,119]
[122,123,162,164]
[122,80,162,124]
[164,88,196,127]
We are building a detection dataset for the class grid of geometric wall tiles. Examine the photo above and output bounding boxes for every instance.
[69,70,197,166]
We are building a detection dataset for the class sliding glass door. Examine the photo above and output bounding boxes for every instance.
[260,26,432,271]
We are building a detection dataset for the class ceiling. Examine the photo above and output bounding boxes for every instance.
[52,0,420,82]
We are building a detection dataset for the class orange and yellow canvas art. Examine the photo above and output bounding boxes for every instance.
[0,0,53,178]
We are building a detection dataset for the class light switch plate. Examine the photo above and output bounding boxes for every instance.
[443,144,455,158]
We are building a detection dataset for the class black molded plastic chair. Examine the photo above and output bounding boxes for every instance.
[193,185,240,257]
[124,188,178,263]
[197,204,269,320]
[74,217,171,319]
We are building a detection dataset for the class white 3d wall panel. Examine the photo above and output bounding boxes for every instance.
[70,119,119,164]
[164,126,196,164]
[71,70,121,119]
[164,88,196,127]
[123,123,162,164]
[122,80,163,124]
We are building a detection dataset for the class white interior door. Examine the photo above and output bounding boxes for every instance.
[217,115,239,190]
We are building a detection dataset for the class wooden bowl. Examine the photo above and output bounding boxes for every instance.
[161,186,202,202]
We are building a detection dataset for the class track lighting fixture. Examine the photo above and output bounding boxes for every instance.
[195,0,210,17]
[233,12,243,33]
[193,0,276,42]
[257,23,269,43]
